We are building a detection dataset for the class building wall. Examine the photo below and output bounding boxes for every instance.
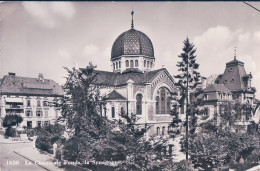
[0,95,61,129]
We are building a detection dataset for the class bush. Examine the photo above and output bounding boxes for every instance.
[64,136,79,161]
[5,127,17,137]
[35,123,65,154]
[36,136,53,153]
[26,129,36,137]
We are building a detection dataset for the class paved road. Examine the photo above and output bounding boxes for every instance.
[0,142,46,171]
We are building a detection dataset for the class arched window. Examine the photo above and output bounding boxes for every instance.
[135,60,138,67]
[150,61,153,68]
[119,61,121,68]
[162,126,165,135]
[161,88,166,113]
[112,107,115,118]
[126,60,129,67]
[104,106,107,118]
[156,96,160,114]
[121,107,124,115]
[130,60,134,68]
[157,127,160,135]
[116,62,118,69]
[147,61,150,68]
[166,97,171,114]
[156,87,171,114]
[144,60,146,67]
[136,94,143,114]
[113,63,115,70]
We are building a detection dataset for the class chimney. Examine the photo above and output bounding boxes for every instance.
[38,73,44,82]
[8,72,16,76]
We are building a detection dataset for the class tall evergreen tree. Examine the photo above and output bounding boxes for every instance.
[173,37,201,160]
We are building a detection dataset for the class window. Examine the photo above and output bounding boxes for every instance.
[150,61,153,68]
[130,60,134,68]
[121,107,125,115]
[204,108,209,116]
[156,87,171,114]
[168,126,172,133]
[161,88,166,113]
[157,127,160,135]
[27,121,32,128]
[166,97,171,114]
[144,60,146,67]
[112,107,115,118]
[37,100,41,107]
[44,121,49,126]
[44,111,48,117]
[204,94,208,100]
[113,63,115,70]
[156,96,160,114]
[26,110,32,117]
[43,101,48,107]
[126,60,129,67]
[116,62,118,69]
[147,61,150,68]
[104,107,107,117]
[36,111,43,117]
[162,126,165,135]
[229,67,233,72]
[135,60,138,67]
[119,61,121,68]
[37,121,42,127]
[136,94,143,114]
[27,100,31,107]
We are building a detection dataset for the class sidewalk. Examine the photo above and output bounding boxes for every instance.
[0,134,31,144]
[14,146,64,171]
[247,165,260,171]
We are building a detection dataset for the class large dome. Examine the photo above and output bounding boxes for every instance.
[111,28,154,59]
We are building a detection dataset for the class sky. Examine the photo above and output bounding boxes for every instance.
[1,1,260,97]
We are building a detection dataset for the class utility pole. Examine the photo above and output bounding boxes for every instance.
[186,52,189,160]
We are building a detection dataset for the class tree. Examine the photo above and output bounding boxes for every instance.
[60,63,115,162]
[60,64,176,170]
[3,114,23,137]
[189,101,259,170]
[173,37,201,160]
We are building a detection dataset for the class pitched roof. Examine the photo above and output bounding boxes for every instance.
[83,68,172,86]
[203,84,231,93]
[104,90,126,100]
[0,75,63,97]
[219,58,254,92]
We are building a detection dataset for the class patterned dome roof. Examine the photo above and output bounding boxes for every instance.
[111,28,154,59]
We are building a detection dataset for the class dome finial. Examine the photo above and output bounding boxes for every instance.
[131,7,134,29]
[234,46,237,60]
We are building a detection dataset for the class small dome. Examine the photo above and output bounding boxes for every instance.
[111,28,154,59]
